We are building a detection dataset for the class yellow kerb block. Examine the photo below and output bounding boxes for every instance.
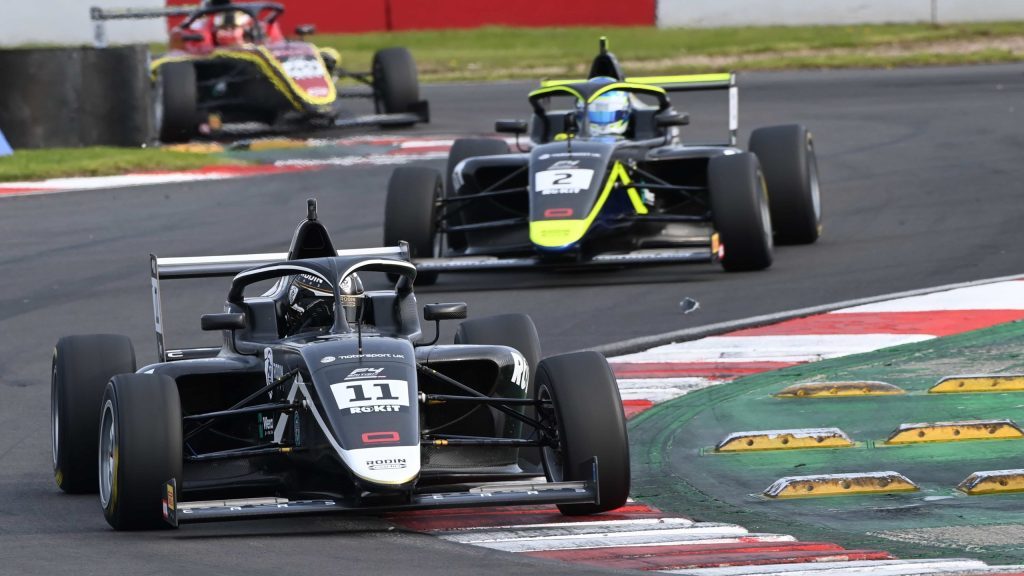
[764,471,918,499]
[774,381,904,398]
[884,419,1024,445]
[929,374,1024,394]
[715,428,854,452]
[958,469,1024,495]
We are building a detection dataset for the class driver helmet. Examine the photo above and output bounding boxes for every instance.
[283,272,362,334]
[582,77,631,137]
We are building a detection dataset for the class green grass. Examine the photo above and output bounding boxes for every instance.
[305,21,1024,81]
[0,147,243,182]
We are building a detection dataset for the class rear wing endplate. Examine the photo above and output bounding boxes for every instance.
[541,73,738,146]
[149,246,408,361]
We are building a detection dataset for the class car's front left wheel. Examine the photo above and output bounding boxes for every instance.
[384,166,443,286]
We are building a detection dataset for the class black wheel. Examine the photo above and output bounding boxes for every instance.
[372,47,419,116]
[445,138,510,252]
[709,152,773,272]
[156,61,198,143]
[749,124,821,244]
[51,334,135,494]
[535,351,629,515]
[100,374,182,531]
[384,166,442,286]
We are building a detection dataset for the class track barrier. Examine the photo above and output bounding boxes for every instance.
[884,419,1024,445]
[929,374,1024,394]
[714,428,854,452]
[764,472,919,499]
[0,45,153,148]
[774,380,905,398]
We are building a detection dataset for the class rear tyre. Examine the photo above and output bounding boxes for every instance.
[372,47,419,117]
[100,374,182,531]
[536,351,630,515]
[455,313,542,471]
[156,62,198,143]
[384,166,442,286]
[749,124,821,244]
[51,334,135,494]
[709,152,773,272]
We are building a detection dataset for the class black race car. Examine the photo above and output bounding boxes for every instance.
[383,39,821,285]
[91,1,429,142]
[50,200,628,530]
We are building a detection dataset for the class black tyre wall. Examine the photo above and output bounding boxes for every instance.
[0,46,154,148]
[101,374,182,530]
[51,334,135,494]
[749,124,821,244]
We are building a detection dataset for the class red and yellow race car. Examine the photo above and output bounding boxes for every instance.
[91,0,429,142]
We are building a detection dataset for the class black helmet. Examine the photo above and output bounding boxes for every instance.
[283,273,363,335]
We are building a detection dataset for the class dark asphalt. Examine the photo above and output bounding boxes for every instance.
[1,64,1023,575]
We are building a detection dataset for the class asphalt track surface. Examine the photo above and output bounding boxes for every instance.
[0,65,1022,575]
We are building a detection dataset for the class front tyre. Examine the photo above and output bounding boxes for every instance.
[384,166,442,286]
[100,374,182,531]
[536,351,629,515]
[156,61,198,143]
[749,124,821,244]
[709,152,773,272]
[372,47,420,117]
[51,334,135,494]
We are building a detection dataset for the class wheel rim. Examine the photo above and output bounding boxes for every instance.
[537,384,565,482]
[50,358,58,470]
[99,400,116,508]
[757,170,774,250]
[807,140,822,222]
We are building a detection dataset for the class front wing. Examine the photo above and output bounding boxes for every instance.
[415,247,715,273]
[163,460,598,526]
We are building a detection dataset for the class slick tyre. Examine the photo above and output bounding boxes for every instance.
[384,166,442,286]
[709,152,774,272]
[373,47,420,116]
[536,351,630,515]
[100,374,182,531]
[455,313,542,470]
[749,124,821,244]
[445,138,510,251]
[156,61,198,143]
[51,334,136,494]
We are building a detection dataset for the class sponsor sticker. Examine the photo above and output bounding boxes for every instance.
[535,169,594,195]
[511,350,529,392]
[330,380,409,414]
[366,458,406,470]
[345,367,385,380]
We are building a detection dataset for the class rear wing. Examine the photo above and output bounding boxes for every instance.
[149,246,409,361]
[541,73,738,146]
[90,5,200,48]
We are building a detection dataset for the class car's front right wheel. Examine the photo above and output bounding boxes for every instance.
[100,373,182,530]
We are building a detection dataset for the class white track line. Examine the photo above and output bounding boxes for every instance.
[663,558,993,576]
[834,282,1024,313]
[611,334,934,364]
[616,377,721,402]
[433,517,694,533]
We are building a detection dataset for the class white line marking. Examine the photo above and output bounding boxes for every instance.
[661,558,992,576]
[616,378,721,402]
[440,522,747,545]
[834,281,1024,313]
[433,517,694,534]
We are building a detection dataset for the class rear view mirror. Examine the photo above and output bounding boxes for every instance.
[201,313,247,331]
[295,24,316,37]
[657,111,690,127]
[495,119,528,134]
[424,303,468,322]
[180,32,205,42]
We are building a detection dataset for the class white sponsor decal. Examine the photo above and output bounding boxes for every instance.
[366,458,407,470]
[547,159,580,170]
[320,356,336,364]
[511,350,529,392]
[264,348,283,386]
[330,379,409,414]
[346,367,385,380]
[322,353,405,362]
[535,169,594,195]
[282,57,324,80]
